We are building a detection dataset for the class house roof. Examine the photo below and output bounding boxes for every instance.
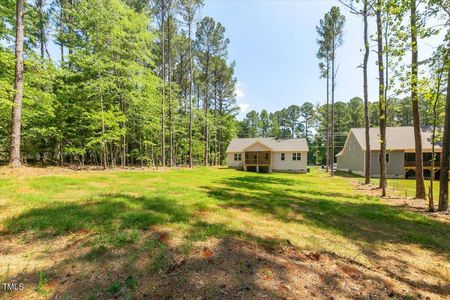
[338,127,442,156]
[226,137,309,153]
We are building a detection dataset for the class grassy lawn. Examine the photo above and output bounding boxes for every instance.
[352,173,449,200]
[0,167,449,299]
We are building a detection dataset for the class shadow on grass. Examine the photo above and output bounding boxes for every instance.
[203,176,450,255]
[5,193,191,235]
[334,170,363,178]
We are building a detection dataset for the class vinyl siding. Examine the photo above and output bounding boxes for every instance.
[272,151,307,173]
[226,153,243,169]
[336,132,365,174]
[370,150,405,178]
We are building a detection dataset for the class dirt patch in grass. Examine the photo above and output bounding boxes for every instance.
[2,231,445,300]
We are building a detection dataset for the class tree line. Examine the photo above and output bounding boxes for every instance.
[0,0,239,168]
[238,95,446,163]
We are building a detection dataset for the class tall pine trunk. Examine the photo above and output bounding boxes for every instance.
[330,43,335,176]
[38,0,45,59]
[429,64,444,211]
[160,3,166,167]
[219,91,223,165]
[120,95,126,167]
[59,1,64,64]
[168,12,174,167]
[363,0,371,184]
[213,84,218,166]
[376,0,387,196]
[9,0,25,167]
[438,67,450,211]
[326,57,330,173]
[204,58,210,166]
[410,0,426,199]
[188,20,193,168]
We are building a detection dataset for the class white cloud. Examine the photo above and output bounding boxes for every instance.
[238,103,250,113]
[235,82,245,99]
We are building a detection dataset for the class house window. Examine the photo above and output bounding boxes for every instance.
[405,153,415,162]
[234,153,241,161]
[378,153,390,163]
[281,153,285,161]
[292,153,302,161]
[265,153,269,160]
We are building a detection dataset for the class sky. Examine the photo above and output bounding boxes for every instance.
[200,0,445,119]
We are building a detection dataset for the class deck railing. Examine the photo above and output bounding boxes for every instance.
[404,161,435,167]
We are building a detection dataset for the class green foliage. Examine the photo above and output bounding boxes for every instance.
[0,0,237,166]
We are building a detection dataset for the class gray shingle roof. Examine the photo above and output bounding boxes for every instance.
[226,137,309,153]
[350,126,442,151]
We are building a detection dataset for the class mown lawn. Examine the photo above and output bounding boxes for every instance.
[0,167,449,299]
[352,173,449,200]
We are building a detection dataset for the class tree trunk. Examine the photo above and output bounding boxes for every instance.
[410,0,426,199]
[167,8,174,167]
[429,62,444,211]
[376,0,387,196]
[363,0,371,184]
[188,21,193,168]
[213,84,218,166]
[438,67,450,211]
[120,95,126,167]
[204,57,210,166]
[100,95,107,169]
[59,0,64,64]
[219,91,223,165]
[326,57,330,173]
[38,0,45,59]
[160,3,166,167]
[330,43,335,176]
[9,0,25,167]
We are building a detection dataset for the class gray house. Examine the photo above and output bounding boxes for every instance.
[336,127,442,179]
[226,137,309,173]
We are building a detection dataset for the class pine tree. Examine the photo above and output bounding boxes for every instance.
[9,0,25,167]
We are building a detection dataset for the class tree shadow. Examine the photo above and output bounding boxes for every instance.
[200,175,450,296]
[334,170,363,178]
[203,176,450,254]
[5,193,191,235]
[4,225,406,299]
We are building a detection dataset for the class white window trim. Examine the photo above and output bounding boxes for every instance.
[292,152,302,161]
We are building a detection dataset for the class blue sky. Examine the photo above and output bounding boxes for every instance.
[201,0,444,119]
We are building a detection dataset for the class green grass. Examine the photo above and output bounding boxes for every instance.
[1,167,449,298]
[351,172,448,200]
[2,167,449,253]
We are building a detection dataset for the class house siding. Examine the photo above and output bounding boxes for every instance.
[226,153,243,169]
[370,150,405,178]
[272,151,307,173]
[336,132,365,175]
